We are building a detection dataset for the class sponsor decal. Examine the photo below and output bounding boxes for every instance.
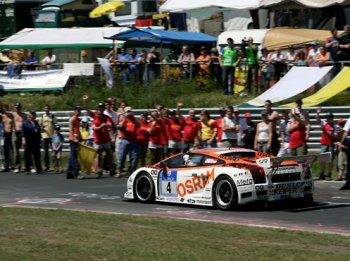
[274,166,297,171]
[269,181,312,195]
[204,158,218,164]
[196,200,212,205]
[177,168,215,198]
[218,155,235,161]
[187,199,195,204]
[150,169,160,176]
[236,178,253,186]
[180,198,185,202]
[255,185,264,191]
[160,170,178,196]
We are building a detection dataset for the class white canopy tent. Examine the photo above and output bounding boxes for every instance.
[260,0,347,8]
[160,0,261,12]
[160,0,261,32]
[0,27,126,49]
[160,0,348,12]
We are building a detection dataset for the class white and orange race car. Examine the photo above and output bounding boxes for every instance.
[124,147,329,210]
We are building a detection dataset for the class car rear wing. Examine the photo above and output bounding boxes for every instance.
[256,152,331,168]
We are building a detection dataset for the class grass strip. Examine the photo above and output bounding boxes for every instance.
[0,207,349,261]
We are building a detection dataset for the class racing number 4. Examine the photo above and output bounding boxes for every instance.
[166,182,171,193]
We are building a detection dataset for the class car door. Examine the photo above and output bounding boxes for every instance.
[158,153,199,201]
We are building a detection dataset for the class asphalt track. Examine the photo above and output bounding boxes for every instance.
[1,172,350,236]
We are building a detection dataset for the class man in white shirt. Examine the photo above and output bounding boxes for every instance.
[41,52,56,68]
[221,106,240,147]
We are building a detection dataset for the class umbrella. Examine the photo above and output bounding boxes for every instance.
[89,1,125,19]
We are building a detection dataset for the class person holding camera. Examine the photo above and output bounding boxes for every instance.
[246,37,259,94]
[219,38,241,95]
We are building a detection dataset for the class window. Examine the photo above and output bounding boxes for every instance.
[142,1,157,13]
[163,154,185,168]
[115,2,132,16]
[61,11,75,23]
[36,12,56,23]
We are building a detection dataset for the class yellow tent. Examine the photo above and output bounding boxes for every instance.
[281,67,350,107]
[263,28,332,50]
[89,1,125,18]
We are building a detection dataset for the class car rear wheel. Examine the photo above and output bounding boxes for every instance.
[213,176,238,210]
[134,172,155,203]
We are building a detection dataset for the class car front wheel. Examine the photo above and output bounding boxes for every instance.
[134,172,155,203]
[213,176,238,210]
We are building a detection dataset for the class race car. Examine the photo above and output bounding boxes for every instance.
[124,147,328,210]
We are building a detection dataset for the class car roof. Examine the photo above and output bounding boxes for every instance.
[190,147,256,156]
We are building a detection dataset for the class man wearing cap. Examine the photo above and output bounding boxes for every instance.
[12,103,26,173]
[92,103,115,177]
[38,104,56,172]
[67,105,82,179]
[307,41,320,66]
[0,104,14,172]
[219,38,241,95]
[316,107,338,180]
[117,106,139,177]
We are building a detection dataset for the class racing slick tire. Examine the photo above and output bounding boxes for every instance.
[134,172,155,203]
[213,175,238,210]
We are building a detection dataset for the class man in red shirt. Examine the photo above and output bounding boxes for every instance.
[116,107,139,177]
[183,109,201,152]
[148,111,168,164]
[136,112,150,167]
[67,105,82,179]
[287,110,307,156]
[210,108,226,148]
[168,104,185,155]
[92,103,114,177]
[316,108,338,180]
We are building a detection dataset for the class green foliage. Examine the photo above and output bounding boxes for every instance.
[2,79,350,110]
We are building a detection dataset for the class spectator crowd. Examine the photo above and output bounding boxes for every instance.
[110,25,350,95]
[1,97,350,186]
